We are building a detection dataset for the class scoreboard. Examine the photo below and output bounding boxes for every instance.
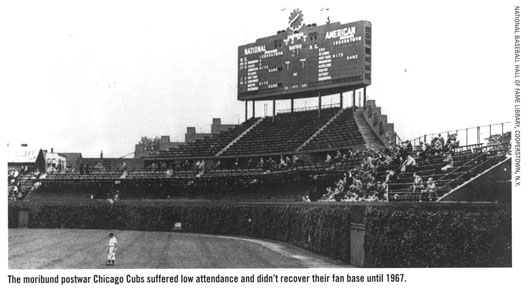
[238,20,371,101]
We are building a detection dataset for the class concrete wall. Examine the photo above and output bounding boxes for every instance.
[363,100,397,146]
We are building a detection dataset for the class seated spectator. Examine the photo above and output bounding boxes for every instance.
[347,149,354,159]
[325,153,332,165]
[165,168,173,178]
[298,154,306,166]
[404,140,413,152]
[423,177,437,200]
[292,155,299,166]
[433,138,443,155]
[320,187,335,201]
[279,156,287,168]
[258,157,265,169]
[247,158,253,168]
[411,172,424,193]
[267,157,274,169]
[441,152,454,172]
[385,170,396,183]
[437,133,445,149]
[417,142,430,160]
[401,154,417,174]
[445,133,460,152]
[334,150,342,162]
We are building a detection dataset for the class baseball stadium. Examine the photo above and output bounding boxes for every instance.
[7,5,512,269]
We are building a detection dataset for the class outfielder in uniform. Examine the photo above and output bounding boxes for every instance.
[107,233,118,266]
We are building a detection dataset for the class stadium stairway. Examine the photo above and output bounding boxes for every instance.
[215,117,265,157]
[296,108,346,151]
[299,107,366,151]
[221,107,340,156]
[353,110,386,150]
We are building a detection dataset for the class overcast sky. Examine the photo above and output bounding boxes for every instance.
[1,0,514,157]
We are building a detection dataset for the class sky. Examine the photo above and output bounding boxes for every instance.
[1,0,514,157]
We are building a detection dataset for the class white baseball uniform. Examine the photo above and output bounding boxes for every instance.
[107,236,117,261]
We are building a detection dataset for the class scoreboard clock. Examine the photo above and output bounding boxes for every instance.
[237,17,372,101]
[288,9,304,31]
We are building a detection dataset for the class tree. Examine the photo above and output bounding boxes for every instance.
[486,131,511,145]
[138,136,161,151]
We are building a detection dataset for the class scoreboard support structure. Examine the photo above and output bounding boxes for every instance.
[363,86,367,107]
[318,91,322,118]
[273,98,276,122]
[352,88,356,113]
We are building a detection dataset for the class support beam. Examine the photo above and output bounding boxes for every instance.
[245,101,248,121]
[340,92,343,108]
[352,89,356,111]
[363,86,367,107]
[252,100,255,118]
[318,91,322,118]
[273,98,276,122]
[291,98,294,113]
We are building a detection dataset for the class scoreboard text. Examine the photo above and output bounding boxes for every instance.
[238,21,371,101]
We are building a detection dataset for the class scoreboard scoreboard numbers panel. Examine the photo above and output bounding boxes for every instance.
[238,20,371,101]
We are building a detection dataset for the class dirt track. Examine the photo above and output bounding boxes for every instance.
[9,229,347,269]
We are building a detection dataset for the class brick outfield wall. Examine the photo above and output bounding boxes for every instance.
[8,201,511,267]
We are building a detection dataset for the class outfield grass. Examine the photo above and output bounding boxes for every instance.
[8,229,347,269]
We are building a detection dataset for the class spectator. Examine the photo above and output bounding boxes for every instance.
[424,177,437,200]
[298,154,306,166]
[247,158,253,168]
[445,133,459,152]
[433,138,443,155]
[334,150,342,162]
[279,156,287,168]
[119,162,127,172]
[438,134,445,149]
[401,154,417,174]
[441,152,454,172]
[411,172,424,193]
[292,155,299,166]
[325,153,332,165]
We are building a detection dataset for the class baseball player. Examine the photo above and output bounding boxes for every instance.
[107,233,118,266]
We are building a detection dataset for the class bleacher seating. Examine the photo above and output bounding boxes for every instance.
[222,107,340,156]
[301,109,365,150]
[382,144,508,201]
[152,117,259,158]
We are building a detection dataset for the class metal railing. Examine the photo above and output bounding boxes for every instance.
[409,122,511,147]
[276,103,342,114]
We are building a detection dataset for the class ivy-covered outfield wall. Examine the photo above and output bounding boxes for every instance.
[8,201,511,267]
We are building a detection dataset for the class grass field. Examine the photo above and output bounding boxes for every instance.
[8,229,347,269]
